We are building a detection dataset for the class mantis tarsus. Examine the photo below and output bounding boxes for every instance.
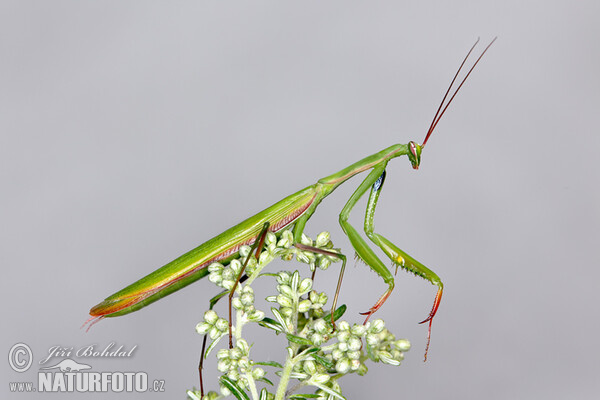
[88,38,495,371]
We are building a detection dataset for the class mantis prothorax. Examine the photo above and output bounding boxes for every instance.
[88,38,496,365]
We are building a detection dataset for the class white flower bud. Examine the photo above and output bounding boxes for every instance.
[258,251,274,266]
[365,333,379,346]
[221,279,234,290]
[227,370,240,382]
[277,294,293,308]
[331,349,344,360]
[318,257,331,270]
[216,349,229,360]
[247,310,265,322]
[298,278,313,295]
[311,373,330,385]
[203,310,219,324]
[229,348,243,360]
[298,299,312,313]
[392,350,405,362]
[252,367,266,380]
[315,231,331,248]
[265,232,277,246]
[195,322,210,335]
[232,297,243,310]
[280,307,293,318]
[317,292,328,305]
[378,351,401,366]
[277,271,291,284]
[313,319,328,334]
[238,359,250,372]
[351,324,367,336]
[309,332,324,346]
[309,291,319,303]
[238,377,249,389]
[300,233,312,246]
[217,359,230,372]
[221,265,234,279]
[215,318,229,332]
[208,272,223,285]
[219,384,231,397]
[369,319,385,334]
[348,337,362,351]
[337,331,350,343]
[278,231,293,248]
[208,263,223,273]
[296,251,311,264]
[335,359,350,374]
[236,339,249,354]
[278,284,295,298]
[240,291,255,306]
[303,360,317,375]
[338,321,350,331]
[229,259,242,275]
[394,339,411,352]
[238,245,251,258]
[209,327,222,340]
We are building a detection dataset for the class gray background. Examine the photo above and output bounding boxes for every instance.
[2,1,599,399]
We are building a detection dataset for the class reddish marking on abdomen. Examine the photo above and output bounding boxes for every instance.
[136,192,318,300]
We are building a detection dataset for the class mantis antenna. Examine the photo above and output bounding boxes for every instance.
[422,37,497,148]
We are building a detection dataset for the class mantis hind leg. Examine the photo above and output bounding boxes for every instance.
[228,222,271,347]
[364,170,444,361]
[198,222,270,396]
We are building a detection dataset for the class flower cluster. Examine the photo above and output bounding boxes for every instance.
[196,310,228,340]
[188,230,411,400]
[216,340,266,395]
[265,270,314,328]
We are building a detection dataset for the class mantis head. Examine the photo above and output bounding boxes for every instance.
[408,141,422,170]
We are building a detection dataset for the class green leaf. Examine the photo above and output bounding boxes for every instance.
[259,388,269,400]
[186,390,202,400]
[366,342,378,362]
[259,272,280,278]
[271,308,290,333]
[286,333,313,346]
[311,382,346,400]
[258,317,284,333]
[313,354,334,370]
[332,304,347,321]
[322,304,347,324]
[204,332,226,358]
[290,394,321,399]
[254,360,283,368]
[258,377,274,386]
[220,376,250,400]
[303,347,320,355]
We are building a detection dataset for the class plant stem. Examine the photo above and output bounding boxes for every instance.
[245,372,260,400]
[274,344,298,400]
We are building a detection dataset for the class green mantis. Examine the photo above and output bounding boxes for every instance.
[88,38,495,365]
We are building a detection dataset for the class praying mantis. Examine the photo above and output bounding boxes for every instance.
[88,38,495,366]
